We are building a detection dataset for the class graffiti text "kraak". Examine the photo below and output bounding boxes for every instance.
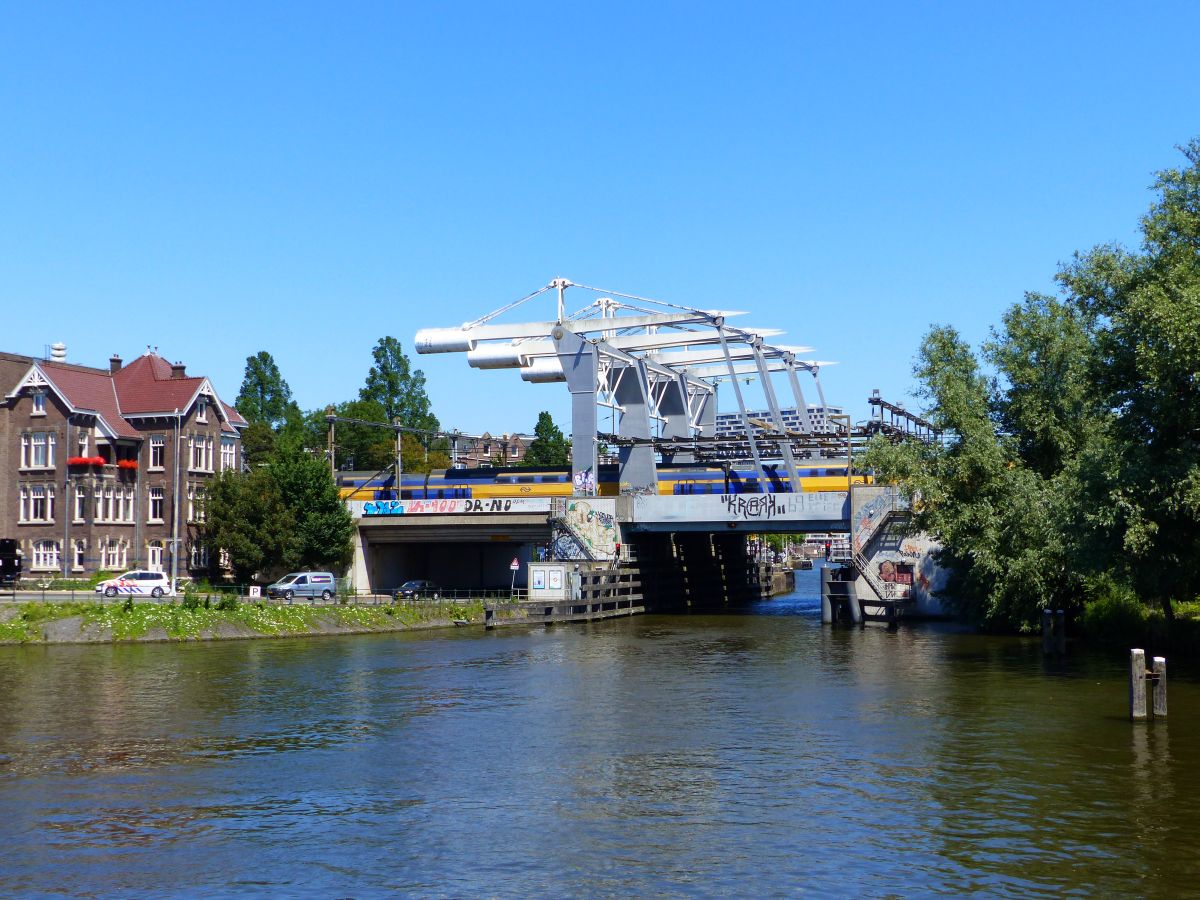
[721,494,781,519]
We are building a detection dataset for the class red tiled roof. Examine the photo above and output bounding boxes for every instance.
[222,400,247,427]
[40,362,141,438]
[34,351,245,439]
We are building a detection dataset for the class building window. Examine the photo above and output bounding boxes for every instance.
[220,436,237,471]
[150,435,165,469]
[189,434,213,472]
[96,486,116,523]
[148,487,164,523]
[73,539,86,571]
[74,485,87,522]
[196,397,208,423]
[32,390,46,416]
[189,543,209,570]
[21,431,56,468]
[187,484,206,523]
[78,430,89,457]
[102,539,127,570]
[32,540,60,570]
[24,485,55,523]
[114,486,135,523]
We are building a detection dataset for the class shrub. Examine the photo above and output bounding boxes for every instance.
[216,595,239,611]
[1079,578,1147,645]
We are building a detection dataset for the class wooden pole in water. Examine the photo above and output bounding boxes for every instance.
[1042,609,1053,654]
[1055,609,1066,655]
[1152,656,1167,717]
[1130,649,1147,720]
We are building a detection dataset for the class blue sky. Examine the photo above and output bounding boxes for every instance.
[3,2,1198,436]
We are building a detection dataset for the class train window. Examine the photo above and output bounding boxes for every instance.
[516,476,535,484]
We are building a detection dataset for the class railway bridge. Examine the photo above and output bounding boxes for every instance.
[345,278,942,617]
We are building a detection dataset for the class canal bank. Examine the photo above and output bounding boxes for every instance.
[0,598,485,644]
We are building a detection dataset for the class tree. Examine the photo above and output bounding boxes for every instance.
[236,352,298,429]
[239,421,277,469]
[333,399,395,472]
[1056,139,1200,620]
[863,325,1071,629]
[523,412,570,466]
[866,139,1200,630]
[203,467,296,583]
[360,336,439,432]
[269,447,355,573]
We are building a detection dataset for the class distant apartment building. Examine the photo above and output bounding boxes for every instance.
[0,346,245,579]
[714,405,844,438]
[446,432,530,468]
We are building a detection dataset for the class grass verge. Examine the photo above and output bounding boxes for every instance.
[0,599,485,643]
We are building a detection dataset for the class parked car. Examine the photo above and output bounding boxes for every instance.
[266,571,337,602]
[393,579,440,600]
[95,570,174,598]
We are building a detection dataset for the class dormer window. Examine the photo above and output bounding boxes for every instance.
[32,389,46,416]
[196,397,208,423]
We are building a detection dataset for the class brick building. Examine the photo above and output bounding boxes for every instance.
[448,431,530,468]
[0,347,246,580]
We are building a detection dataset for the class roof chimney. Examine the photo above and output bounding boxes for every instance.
[171,361,187,380]
[109,354,123,374]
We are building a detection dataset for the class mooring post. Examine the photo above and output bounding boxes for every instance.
[1152,656,1167,717]
[1042,609,1053,654]
[1130,649,1147,720]
[1055,609,1066,655]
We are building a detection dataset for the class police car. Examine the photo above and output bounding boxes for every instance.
[94,570,175,598]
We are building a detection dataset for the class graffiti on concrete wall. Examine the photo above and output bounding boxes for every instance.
[559,496,624,561]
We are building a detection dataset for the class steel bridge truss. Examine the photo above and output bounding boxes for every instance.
[415,277,845,494]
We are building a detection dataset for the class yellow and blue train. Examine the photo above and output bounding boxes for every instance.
[338,463,868,501]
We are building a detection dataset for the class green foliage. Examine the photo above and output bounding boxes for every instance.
[235,351,299,429]
[268,446,355,574]
[334,398,395,472]
[1055,139,1200,619]
[0,599,487,643]
[203,466,296,583]
[523,411,570,466]
[240,421,277,468]
[1079,577,1147,645]
[869,139,1200,634]
[360,336,439,432]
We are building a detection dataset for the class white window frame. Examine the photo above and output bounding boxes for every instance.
[102,539,127,570]
[32,539,60,570]
[32,390,46,416]
[189,543,209,570]
[74,485,87,522]
[148,486,165,523]
[149,435,165,470]
[220,436,237,471]
[78,430,89,457]
[73,539,86,571]
[26,485,54,523]
[196,396,208,423]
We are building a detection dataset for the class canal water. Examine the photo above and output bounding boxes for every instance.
[1,569,1197,897]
